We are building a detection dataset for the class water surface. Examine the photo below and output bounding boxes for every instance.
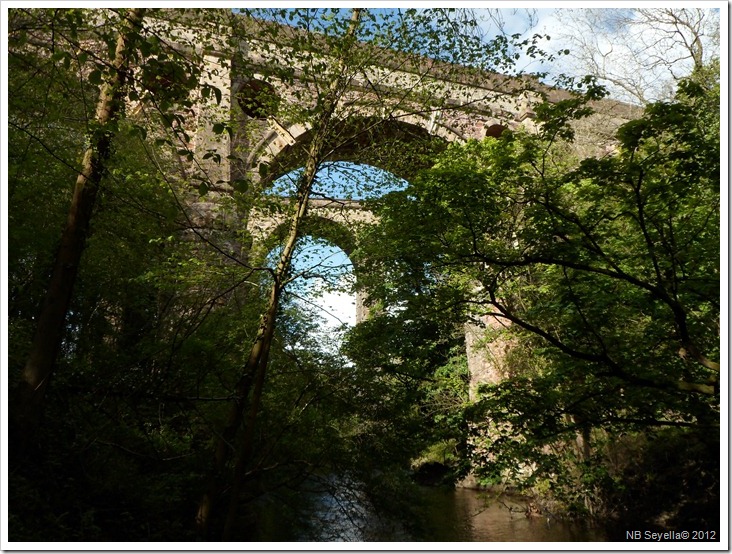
[250,482,607,542]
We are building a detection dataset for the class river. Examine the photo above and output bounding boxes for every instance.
[246,479,608,542]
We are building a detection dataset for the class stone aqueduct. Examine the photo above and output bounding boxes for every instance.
[151,10,636,393]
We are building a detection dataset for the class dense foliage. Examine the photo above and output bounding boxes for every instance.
[354,66,720,526]
[6,7,497,542]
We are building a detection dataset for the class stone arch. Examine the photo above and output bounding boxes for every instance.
[247,198,375,259]
[251,212,356,259]
[249,113,460,187]
[248,206,371,323]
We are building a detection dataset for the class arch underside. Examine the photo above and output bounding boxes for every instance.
[258,116,449,187]
[249,211,373,323]
[249,201,375,263]
[245,115,442,325]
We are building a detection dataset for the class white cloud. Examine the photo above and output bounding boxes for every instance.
[513,7,720,103]
[316,288,357,329]
[291,241,357,331]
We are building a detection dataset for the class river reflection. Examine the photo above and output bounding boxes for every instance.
[414,488,606,542]
[250,481,607,542]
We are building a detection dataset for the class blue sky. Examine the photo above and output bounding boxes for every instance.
[275,163,403,332]
[271,162,408,201]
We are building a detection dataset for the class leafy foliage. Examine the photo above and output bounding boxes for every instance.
[354,69,720,524]
[7,7,523,542]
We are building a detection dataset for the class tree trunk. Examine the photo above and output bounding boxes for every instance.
[195,114,337,541]
[10,8,146,457]
[195,9,363,540]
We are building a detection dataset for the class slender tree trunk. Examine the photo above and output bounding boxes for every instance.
[10,8,145,456]
[195,121,334,541]
[195,9,363,540]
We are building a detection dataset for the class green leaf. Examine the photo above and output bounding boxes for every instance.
[88,70,103,85]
